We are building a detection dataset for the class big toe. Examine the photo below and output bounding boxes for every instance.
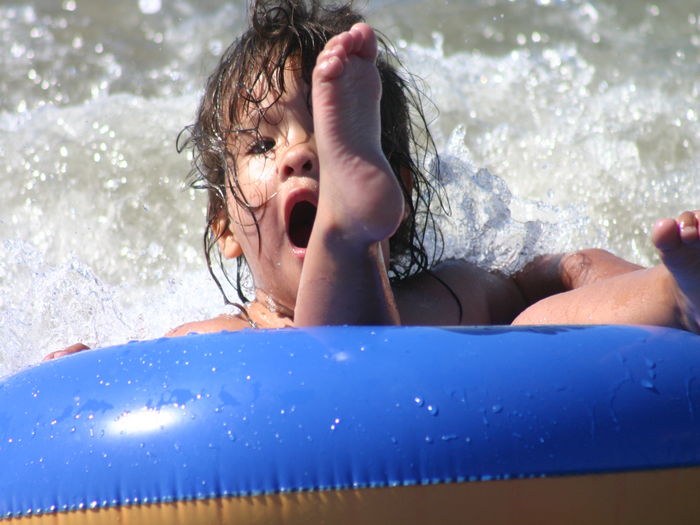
[349,23,378,61]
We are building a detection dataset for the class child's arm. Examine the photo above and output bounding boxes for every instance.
[165,314,251,336]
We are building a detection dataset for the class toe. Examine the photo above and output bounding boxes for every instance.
[679,210,700,244]
[314,54,344,82]
[317,44,346,65]
[652,217,682,252]
[350,23,377,61]
[325,31,353,56]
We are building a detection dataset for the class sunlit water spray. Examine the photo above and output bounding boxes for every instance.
[1,0,698,375]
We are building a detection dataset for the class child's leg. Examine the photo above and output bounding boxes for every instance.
[514,249,644,305]
[294,23,405,325]
[513,210,700,332]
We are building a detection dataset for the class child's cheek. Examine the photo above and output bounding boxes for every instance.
[238,156,278,207]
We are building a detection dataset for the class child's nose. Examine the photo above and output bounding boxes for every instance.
[281,144,315,177]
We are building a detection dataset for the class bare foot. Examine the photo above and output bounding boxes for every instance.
[311,23,404,245]
[652,210,700,332]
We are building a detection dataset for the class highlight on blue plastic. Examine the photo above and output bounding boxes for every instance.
[1,325,700,518]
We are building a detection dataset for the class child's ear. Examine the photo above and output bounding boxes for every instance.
[212,214,243,259]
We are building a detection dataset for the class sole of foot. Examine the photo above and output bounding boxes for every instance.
[652,210,700,332]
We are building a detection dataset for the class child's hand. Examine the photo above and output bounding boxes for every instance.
[43,343,90,361]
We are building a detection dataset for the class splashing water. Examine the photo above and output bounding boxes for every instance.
[1,0,698,374]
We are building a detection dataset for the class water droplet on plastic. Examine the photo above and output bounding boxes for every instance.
[413,396,424,407]
[640,379,658,393]
[427,404,439,416]
[491,404,503,414]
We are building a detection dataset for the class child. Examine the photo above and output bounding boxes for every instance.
[44,0,699,359]
[169,0,698,333]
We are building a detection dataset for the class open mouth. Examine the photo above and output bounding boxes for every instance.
[287,200,317,249]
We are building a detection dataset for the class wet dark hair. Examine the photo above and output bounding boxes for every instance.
[178,0,447,305]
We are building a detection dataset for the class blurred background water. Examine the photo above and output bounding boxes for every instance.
[1,0,698,373]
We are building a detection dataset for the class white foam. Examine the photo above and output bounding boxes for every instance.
[0,239,230,378]
[400,27,698,266]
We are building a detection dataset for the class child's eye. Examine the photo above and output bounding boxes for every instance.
[248,138,275,155]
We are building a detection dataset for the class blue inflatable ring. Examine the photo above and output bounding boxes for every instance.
[2,325,700,523]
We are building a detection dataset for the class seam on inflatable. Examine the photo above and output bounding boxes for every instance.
[3,476,479,520]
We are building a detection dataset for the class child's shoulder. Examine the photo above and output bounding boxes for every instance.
[395,259,526,326]
[166,314,250,337]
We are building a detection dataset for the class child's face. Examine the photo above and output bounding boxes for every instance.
[217,68,319,312]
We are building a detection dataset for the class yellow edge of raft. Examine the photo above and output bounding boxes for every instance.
[10,465,700,525]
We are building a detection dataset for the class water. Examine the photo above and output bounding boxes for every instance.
[1,0,698,374]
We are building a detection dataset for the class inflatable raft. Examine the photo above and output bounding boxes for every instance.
[1,325,700,523]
